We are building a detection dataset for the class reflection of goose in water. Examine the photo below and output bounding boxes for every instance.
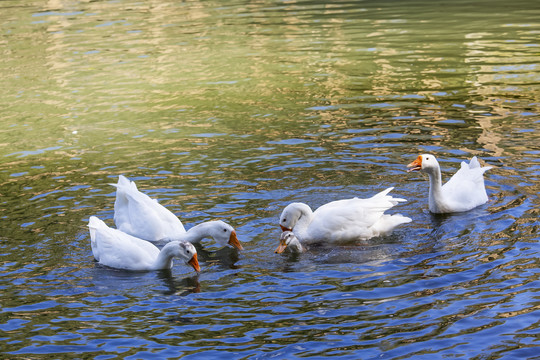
[156,270,201,296]
[111,175,243,250]
[88,216,200,272]
[194,243,242,270]
[274,238,401,274]
[407,154,492,213]
[276,187,411,253]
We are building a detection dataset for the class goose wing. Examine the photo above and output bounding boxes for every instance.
[442,157,491,209]
[112,175,185,241]
[88,216,159,270]
[309,189,402,241]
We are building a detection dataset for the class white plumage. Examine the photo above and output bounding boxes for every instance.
[110,175,243,250]
[407,154,492,213]
[88,216,200,272]
[275,231,305,254]
[276,187,411,252]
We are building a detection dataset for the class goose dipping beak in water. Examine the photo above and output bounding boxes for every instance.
[278,187,411,245]
[228,230,243,250]
[88,216,201,272]
[110,175,243,250]
[275,231,304,254]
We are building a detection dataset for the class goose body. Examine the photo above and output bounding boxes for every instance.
[276,187,411,252]
[111,175,243,250]
[88,216,200,272]
[111,175,185,241]
[407,154,492,213]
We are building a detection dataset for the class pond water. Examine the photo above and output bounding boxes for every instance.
[1,0,539,358]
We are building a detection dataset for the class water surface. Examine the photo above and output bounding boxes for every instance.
[1,0,539,358]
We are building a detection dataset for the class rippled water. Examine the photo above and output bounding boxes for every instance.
[1,0,539,358]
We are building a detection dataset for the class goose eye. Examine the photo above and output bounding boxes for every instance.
[282,218,286,222]
[426,157,429,160]
[223,228,227,232]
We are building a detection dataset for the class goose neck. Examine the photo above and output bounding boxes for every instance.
[153,243,177,269]
[292,204,314,240]
[426,166,444,208]
[183,222,211,243]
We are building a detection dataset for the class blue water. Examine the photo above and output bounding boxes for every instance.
[1,0,539,358]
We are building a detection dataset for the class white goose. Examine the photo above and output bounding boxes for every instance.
[88,216,200,272]
[407,154,492,213]
[275,231,304,253]
[276,187,411,253]
[110,175,243,250]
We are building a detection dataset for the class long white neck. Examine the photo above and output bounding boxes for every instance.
[153,242,178,270]
[182,222,216,243]
[291,203,314,242]
[426,165,444,212]
[165,222,213,243]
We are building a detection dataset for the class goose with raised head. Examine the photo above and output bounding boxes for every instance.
[407,154,492,213]
[88,216,200,272]
[110,175,243,250]
[276,187,411,253]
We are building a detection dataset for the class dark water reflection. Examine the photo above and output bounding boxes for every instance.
[1,0,539,358]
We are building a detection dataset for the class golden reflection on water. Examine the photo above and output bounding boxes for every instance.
[1,0,536,160]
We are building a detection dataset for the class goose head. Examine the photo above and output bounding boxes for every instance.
[275,231,304,254]
[169,241,200,272]
[206,220,243,250]
[407,154,440,173]
[279,202,307,232]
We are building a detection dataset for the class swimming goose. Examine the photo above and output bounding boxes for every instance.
[276,187,411,252]
[110,175,243,250]
[407,154,492,213]
[275,231,304,253]
[88,216,200,272]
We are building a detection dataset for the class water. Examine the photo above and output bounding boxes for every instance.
[1,0,539,358]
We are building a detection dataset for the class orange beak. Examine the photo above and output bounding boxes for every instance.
[228,231,244,250]
[280,225,291,232]
[188,253,201,272]
[407,155,422,172]
[275,238,288,254]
